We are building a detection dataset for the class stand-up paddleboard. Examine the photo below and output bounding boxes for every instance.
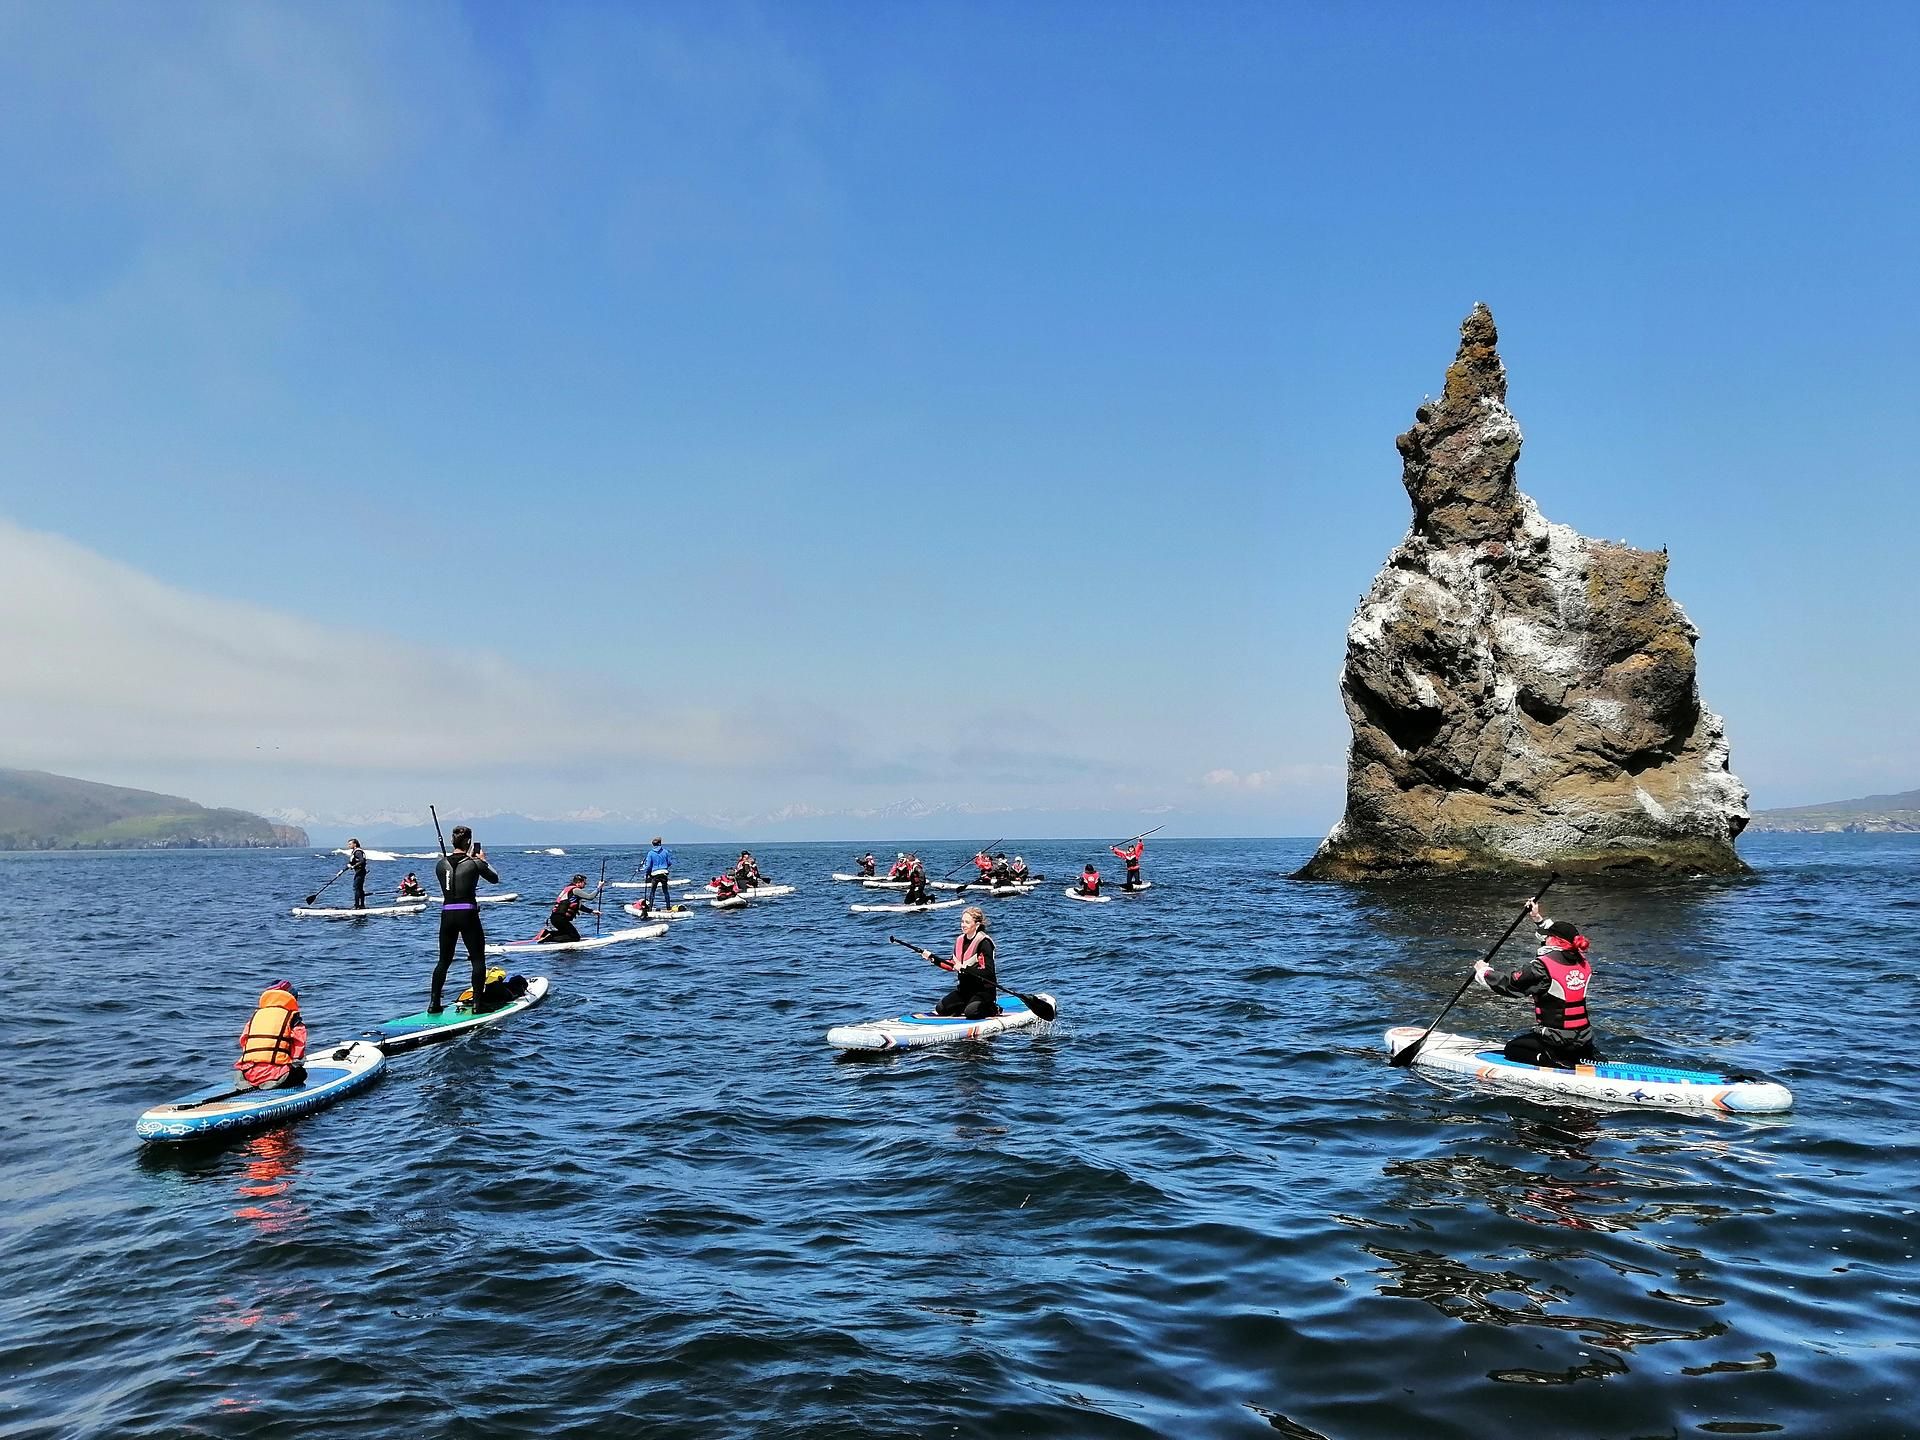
[136,1041,386,1143]
[623,902,699,920]
[1063,887,1111,903]
[859,879,909,888]
[710,884,797,909]
[373,978,552,1055]
[833,873,883,882]
[425,892,519,905]
[290,901,428,918]
[849,898,966,914]
[490,924,668,954]
[1118,881,1154,894]
[606,878,692,889]
[1382,1027,1794,1113]
[828,993,1057,1051]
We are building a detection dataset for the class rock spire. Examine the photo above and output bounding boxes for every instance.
[1297,305,1749,880]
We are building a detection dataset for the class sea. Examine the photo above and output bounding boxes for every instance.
[0,834,1914,1439]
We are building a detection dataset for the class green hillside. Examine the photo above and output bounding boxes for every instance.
[0,768,308,850]
[1749,788,1920,834]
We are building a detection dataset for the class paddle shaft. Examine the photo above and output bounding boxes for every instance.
[304,865,348,905]
[596,859,607,936]
[887,934,1057,1022]
[1114,824,1165,845]
[430,805,452,899]
[1390,874,1559,1068]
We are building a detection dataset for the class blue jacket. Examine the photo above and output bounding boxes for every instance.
[645,844,674,875]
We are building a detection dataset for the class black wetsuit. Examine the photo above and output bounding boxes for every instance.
[1483,922,1599,1067]
[433,851,499,1010]
[348,846,368,908]
[857,856,876,877]
[544,888,588,944]
[903,870,932,906]
[935,935,999,1019]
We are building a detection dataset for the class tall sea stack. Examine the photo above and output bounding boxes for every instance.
[1297,305,1749,880]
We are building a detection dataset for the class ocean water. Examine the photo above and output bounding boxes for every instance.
[0,834,1914,1439]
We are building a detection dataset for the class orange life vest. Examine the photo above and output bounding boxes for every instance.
[238,988,303,1068]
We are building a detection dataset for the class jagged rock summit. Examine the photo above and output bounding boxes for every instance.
[1297,305,1749,880]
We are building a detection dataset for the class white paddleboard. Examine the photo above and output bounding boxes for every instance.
[622,902,699,920]
[1383,1027,1794,1113]
[607,878,691,889]
[828,993,1057,1051]
[710,884,797,909]
[489,924,668,954]
[290,901,428,918]
[849,898,966,914]
[1063,887,1111,903]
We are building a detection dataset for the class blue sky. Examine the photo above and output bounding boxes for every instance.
[0,2,1914,834]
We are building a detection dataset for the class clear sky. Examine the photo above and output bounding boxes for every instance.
[0,1,1914,835]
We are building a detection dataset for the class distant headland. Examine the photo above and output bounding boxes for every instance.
[1748,788,1920,834]
[0,768,307,851]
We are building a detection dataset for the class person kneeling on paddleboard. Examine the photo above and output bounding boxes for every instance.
[236,980,308,1089]
[903,857,933,907]
[1076,863,1101,897]
[734,851,763,888]
[396,872,426,899]
[1009,856,1031,883]
[930,906,1000,1019]
[1111,839,1144,889]
[1474,900,1598,1068]
[713,872,741,903]
[432,827,498,1015]
[857,852,877,877]
[539,874,599,944]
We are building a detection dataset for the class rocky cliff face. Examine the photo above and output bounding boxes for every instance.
[1297,305,1749,880]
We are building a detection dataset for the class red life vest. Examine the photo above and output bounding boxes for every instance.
[1081,869,1100,894]
[1535,936,1592,1031]
[974,854,992,874]
[952,931,991,976]
[714,875,739,898]
[1112,842,1142,863]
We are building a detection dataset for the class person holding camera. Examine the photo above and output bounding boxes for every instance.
[431,826,499,1014]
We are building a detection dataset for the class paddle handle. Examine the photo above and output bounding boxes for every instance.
[1391,874,1558,1068]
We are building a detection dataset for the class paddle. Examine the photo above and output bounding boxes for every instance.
[888,934,1058,1022]
[1389,873,1559,1069]
[303,865,348,907]
[1114,824,1165,845]
[595,859,607,936]
[430,805,452,898]
[160,1045,355,1110]
[947,837,1006,895]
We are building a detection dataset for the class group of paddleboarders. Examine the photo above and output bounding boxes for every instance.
[712,851,771,902]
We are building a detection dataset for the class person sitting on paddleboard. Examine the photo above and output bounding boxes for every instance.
[396,872,426,899]
[1009,856,1031,883]
[857,852,877,877]
[1076,863,1101,897]
[888,853,910,880]
[1474,900,1598,1068]
[1111,839,1145,889]
[988,852,1014,886]
[734,851,763,888]
[643,837,674,910]
[431,827,498,1015]
[236,980,307,1089]
[973,850,993,880]
[926,906,999,1019]
[540,874,599,944]
[713,872,741,902]
[903,856,933,906]
[346,838,368,909]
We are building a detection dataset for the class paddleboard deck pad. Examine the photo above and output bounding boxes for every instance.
[828,993,1058,1051]
[491,924,667,954]
[1383,1027,1794,1113]
[290,902,428,918]
[136,1041,386,1143]
[372,977,553,1054]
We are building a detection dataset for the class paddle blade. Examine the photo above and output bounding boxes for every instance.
[303,893,318,905]
[1388,1033,1425,1067]
[1021,992,1057,1022]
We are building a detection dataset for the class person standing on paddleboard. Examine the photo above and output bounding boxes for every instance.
[539,874,599,944]
[1473,900,1597,1068]
[431,827,498,1015]
[930,906,1000,1018]
[346,839,368,909]
[642,837,674,911]
[1111,838,1145,889]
